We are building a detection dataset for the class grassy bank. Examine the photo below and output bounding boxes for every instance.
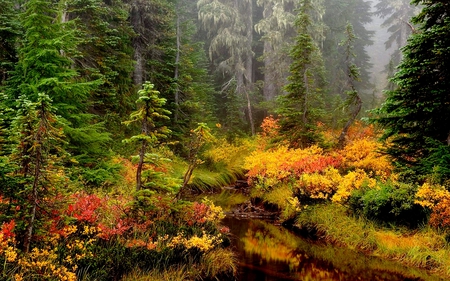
[295,203,450,279]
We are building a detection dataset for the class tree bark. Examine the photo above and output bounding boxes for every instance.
[136,107,149,191]
[174,13,181,122]
[244,0,255,136]
[338,94,362,148]
[130,0,144,87]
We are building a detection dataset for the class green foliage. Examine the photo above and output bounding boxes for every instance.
[69,0,135,114]
[0,0,20,85]
[372,0,450,183]
[349,181,428,227]
[2,0,112,174]
[123,82,171,145]
[277,0,326,148]
[322,0,374,97]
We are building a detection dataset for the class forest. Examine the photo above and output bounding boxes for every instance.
[0,0,449,280]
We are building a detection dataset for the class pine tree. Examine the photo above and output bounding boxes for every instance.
[375,0,420,67]
[276,0,325,148]
[4,0,111,170]
[197,0,256,135]
[7,94,66,252]
[68,0,135,119]
[337,23,362,148]
[0,0,20,85]
[255,0,296,103]
[373,0,450,183]
[322,0,374,97]
[122,82,171,192]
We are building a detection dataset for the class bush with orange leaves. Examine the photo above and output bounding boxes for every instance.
[243,120,399,214]
[339,137,392,177]
[415,183,450,229]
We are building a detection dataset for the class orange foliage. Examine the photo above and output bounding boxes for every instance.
[415,183,450,229]
[261,115,280,139]
[429,199,450,229]
[112,156,136,188]
[345,122,378,141]
[244,122,395,206]
[339,138,392,176]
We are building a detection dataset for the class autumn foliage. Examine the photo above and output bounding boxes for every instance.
[244,117,395,217]
[0,189,231,280]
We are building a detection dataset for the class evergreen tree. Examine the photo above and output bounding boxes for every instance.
[3,0,111,186]
[277,0,326,148]
[375,0,420,67]
[322,0,374,97]
[68,0,135,121]
[255,0,296,103]
[122,82,171,192]
[197,0,256,135]
[171,0,217,143]
[373,0,450,183]
[337,23,362,147]
[0,0,20,85]
[7,94,66,252]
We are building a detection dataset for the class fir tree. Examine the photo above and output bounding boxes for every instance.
[7,94,66,252]
[4,0,111,171]
[122,82,171,192]
[277,0,325,148]
[373,0,450,183]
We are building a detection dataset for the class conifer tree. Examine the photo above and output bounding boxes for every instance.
[7,94,65,252]
[373,0,450,183]
[68,0,135,119]
[0,0,20,85]
[337,23,362,147]
[197,0,256,135]
[123,82,171,191]
[375,0,420,67]
[255,0,296,103]
[4,0,110,170]
[277,0,325,148]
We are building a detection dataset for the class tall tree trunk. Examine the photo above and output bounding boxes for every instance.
[130,0,144,86]
[262,4,276,102]
[174,13,181,122]
[24,102,46,253]
[338,94,362,148]
[303,68,309,124]
[24,144,41,253]
[134,47,144,86]
[136,115,149,191]
[244,0,255,136]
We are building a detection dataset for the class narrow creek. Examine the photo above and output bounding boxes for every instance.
[221,216,445,281]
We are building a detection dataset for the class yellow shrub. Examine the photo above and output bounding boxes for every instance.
[205,138,255,169]
[332,169,375,203]
[244,145,326,186]
[297,168,342,199]
[340,138,392,176]
[415,182,450,208]
[167,231,222,252]
[16,248,77,281]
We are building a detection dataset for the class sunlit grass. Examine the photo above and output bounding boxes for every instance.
[199,248,238,278]
[295,203,450,278]
[121,266,190,281]
[120,248,237,281]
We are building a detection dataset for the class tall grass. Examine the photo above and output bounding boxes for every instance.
[295,203,450,278]
[121,248,237,281]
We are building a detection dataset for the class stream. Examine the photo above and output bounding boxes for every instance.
[222,216,445,281]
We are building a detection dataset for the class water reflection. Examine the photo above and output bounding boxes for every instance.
[223,217,444,281]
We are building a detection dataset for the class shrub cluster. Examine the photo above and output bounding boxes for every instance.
[0,193,233,280]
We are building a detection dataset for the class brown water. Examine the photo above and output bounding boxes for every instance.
[222,216,445,281]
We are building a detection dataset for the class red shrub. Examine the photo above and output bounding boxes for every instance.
[66,193,104,224]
